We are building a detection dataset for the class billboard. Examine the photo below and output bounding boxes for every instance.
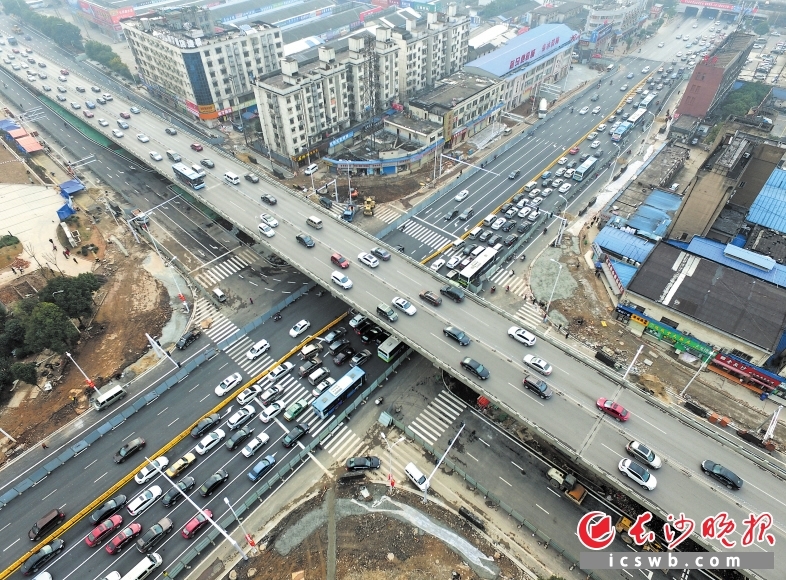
[679,0,737,10]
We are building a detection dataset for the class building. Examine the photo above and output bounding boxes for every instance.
[578,0,648,58]
[530,1,585,27]
[674,32,755,119]
[122,9,283,124]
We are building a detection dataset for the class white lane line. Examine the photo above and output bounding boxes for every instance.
[511,461,525,471]
[477,437,490,447]
[499,476,513,487]
[466,452,479,462]
[536,504,549,514]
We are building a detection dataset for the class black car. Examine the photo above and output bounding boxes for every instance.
[460,357,490,380]
[298,357,323,378]
[199,469,230,497]
[522,375,553,399]
[578,154,590,163]
[517,222,532,234]
[113,437,146,463]
[21,539,65,575]
[501,220,516,233]
[190,413,220,438]
[162,476,195,507]
[323,326,347,344]
[296,233,315,248]
[459,208,474,221]
[500,202,513,214]
[362,327,388,345]
[487,234,502,246]
[260,194,277,205]
[350,349,372,367]
[440,285,464,303]
[282,422,311,448]
[567,160,578,169]
[329,338,352,355]
[512,193,525,204]
[354,318,374,336]
[201,159,215,168]
[333,347,356,366]
[372,247,391,261]
[478,230,493,243]
[444,209,459,221]
[176,329,200,350]
[345,456,381,471]
[443,326,470,346]
[136,517,173,553]
[504,234,519,247]
[225,426,255,451]
[701,460,743,490]
[508,169,521,179]
[419,290,442,306]
[462,243,478,256]
[90,494,127,524]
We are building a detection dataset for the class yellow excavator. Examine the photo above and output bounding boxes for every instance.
[616,516,664,552]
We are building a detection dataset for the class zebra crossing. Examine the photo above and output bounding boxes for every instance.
[488,267,529,295]
[408,389,466,445]
[191,297,240,343]
[192,247,258,288]
[327,202,402,224]
[398,220,454,251]
[515,301,546,329]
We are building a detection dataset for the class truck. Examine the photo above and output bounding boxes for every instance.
[7,36,18,46]
[538,98,548,119]
[342,203,357,222]
[12,24,22,34]
[547,467,587,504]
[363,196,375,216]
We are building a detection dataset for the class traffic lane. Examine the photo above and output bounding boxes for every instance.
[152,204,240,263]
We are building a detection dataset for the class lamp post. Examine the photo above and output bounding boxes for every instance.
[224,497,257,554]
[608,143,622,187]
[638,111,656,155]
[380,433,406,491]
[544,259,563,321]
[680,351,716,398]
[423,422,465,503]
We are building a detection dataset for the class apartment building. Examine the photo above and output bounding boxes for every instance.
[121,8,283,124]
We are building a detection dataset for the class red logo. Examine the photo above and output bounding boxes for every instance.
[577,511,615,550]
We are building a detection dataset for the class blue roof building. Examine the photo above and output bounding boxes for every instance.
[747,168,786,233]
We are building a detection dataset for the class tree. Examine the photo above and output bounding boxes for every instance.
[85,41,134,80]
[43,273,102,323]
[11,362,37,385]
[24,303,79,354]
[0,317,28,358]
[753,21,770,35]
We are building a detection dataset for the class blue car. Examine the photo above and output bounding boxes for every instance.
[247,454,277,482]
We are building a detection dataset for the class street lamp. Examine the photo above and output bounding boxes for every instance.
[224,497,257,554]
[380,433,406,491]
[607,143,622,187]
[545,259,563,321]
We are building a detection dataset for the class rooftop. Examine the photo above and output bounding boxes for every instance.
[746,168,786,233]
[635,143,690,190]
[384,115,442,135]
[210,0,333,25]
[627,241,786,352]
[281,7,370,43]
[594,226,655,264]
[410,71,498,113]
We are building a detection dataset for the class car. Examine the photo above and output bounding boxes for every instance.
[227,404,256,430]
[591,106,601,114]
[266,361,295,383]
[290,319,311,338]
[350,349,372,367]
[165,127,178,135]
[586,132,598,141]
[165,452,197,478]
[182,509,213,539]
[199,469,229,497]
[557,156,568,165]
[330,253,350,269]
[75,85,86,93]
[501,220,517,233]
[507,169,521,180]
[136,133,149,143]
[619,459,657,490]
[541,188,553,198]
[528,197,543,208]
[522,375,553,399]
[392,296,417,316]
[284,398,309,421]
[130,106,140,113]
[134,457,169,484]
[596,398,630,421]
[443,326,470,346]
[254,214,279,230]
[105,522,142,555]
[117,120,129,129]
[248,454,277,481]
[333,348,356,366]
[558,183,572,194]
[86,515,124,547]
[371,247,391,261]
[97,118,109,127]
[215,372,243,396]
[346,456,381,470]
[304,162,319,175]
[119,111,130,119]
[460,357,489,380]
[244,172,260,183]
[322,327,347,345]
[626,96,634,104]
[313,377,336,397]
[446,255,462,269]
[508,326,536,346]
[440,285,464,302]
[59,69,70,75]
[329,338,351,355]
[296,233,315,247]
[626,441,662,469]
[641,66,651,73]
[41,84,51,91]
[523,354,553,375]
[444,209,460,221]
[258,401,284,423]
[244,340,270,363]
[161,476,196,507]
[579,106,589,114]
[90,495,127,524]
[590,140,601,149]
[21,539,65,575]
[226,426,255,451]
[354,251,380,269]
[201,158,215,168]
[83,110,94,118]
[241,433,271,457]
[701,460,743,489]
[283,422,311,447]
[569,146,579,155]
[190,142,203,151]
[127,485,162,516]
[176,328,202,351]
[491,217,506,231]
[114,437,146,463]
[419,290,442,306]
[462,243,478,256]
[430,258,446,271]
[517,207,532,220]
[70,101,81,109]
[149,151,163,161]
[195,428,226,455]
[454,189,470,201]
[136,518,173,553]
[96,96,106,104]
[191,413,220,438]
[331,271,353,289]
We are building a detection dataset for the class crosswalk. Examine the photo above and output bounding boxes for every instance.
[327,202,402,224]
[191,297,240,343]
[515,301,546,329]
[192,247,259,289]
[398,220,454,251]
[408,389,466,445]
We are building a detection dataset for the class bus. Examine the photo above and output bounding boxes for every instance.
[172,163,205,190]
[457,247,499,287]
[626,109,646,126]
[573,156,598,182]
[378,336,408,363]
[611,121,633,142]
[311,366,366,419]
[638,94,656,110]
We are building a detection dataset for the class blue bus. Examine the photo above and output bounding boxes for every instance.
[172,162,206,190]
[611,121,633,142]
[311,366,366,419]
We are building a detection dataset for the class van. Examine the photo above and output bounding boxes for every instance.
[757,37,767,44]
[300,342,323,360]
[307,367,331,386]
[503,127,512,135]
[468,226,483,240]
[451,237,465,249]
[483,214,497,227]
[524,181,538,192]
[29,509,65,541]
[564,168,575,179]
[213,288,226,302]
[224,172,240,185]
[404,462,429,491]
[606,63,615,71]
[91,384,127,411]
[376,303,398,322]
[306,216,323,229]
[120,553,162,580]
[166,150,181,162]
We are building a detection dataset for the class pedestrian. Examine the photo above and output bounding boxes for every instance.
[249,297,254,304]
[73,258,77,264]
[558,324,562,331]
[11,266,16,274]
[52,245,57,252]
[565,331,570,339]
[48,238,53,244]
[63,251,68,258]
[42,442,48,449]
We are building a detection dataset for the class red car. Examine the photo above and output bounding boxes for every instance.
[105,523,142,554]
[119,111,131,119]
[190,143,203,152]
[596,398,630,421]
[182,509,213,539]
[569,146,580,155]
[60,69,69,75]
[83,110,94,118]
[85,514,123,547]
[330,253,349,269]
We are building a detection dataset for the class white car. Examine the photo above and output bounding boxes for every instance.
[246,339,270,361]
[258,223,275,238]
[586,132,598,140]
[591,140,601,149]
[597,123,607,131]
[558,183,572,194]
[227,404,255,430]
[657,42,664,47]
[508,326,536,346]
[134,457,169,484]
[195,429,226,455]
[70,102,81,109]
[236,384,262,405]
[215,373,243,396]
[523,354,553,376]
[641,66,651,73]
[541,187,553,197]
[517,207,532,219]
[552,178,564,187]
[312,377,335,398]
[392,297,417,316]
[626,97,634,104]
[258,402,283,423]
[98,118,109,127]
[304,162,319,175]
[357,252,379,268]
[491,217,506,231]
[635,87,643,94]
[149,151,163,161]
[528,197,543,208]
[591,106,601,114]
[676,51,683,57]
[619,458,657,490]
[331,271,353,290]
[454,189,470,202]
[111,129,123,138]
[267,361,295,381]
[430,259,446,271]
[259,213,278,228]
[241,433,270,457]
[127,486,162,516]
[136,133,149,143]
[130,106,140,113]
[579,106,589,115]
[557,157,568,165]
[446,255,462,269]
[289,320,310,338]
